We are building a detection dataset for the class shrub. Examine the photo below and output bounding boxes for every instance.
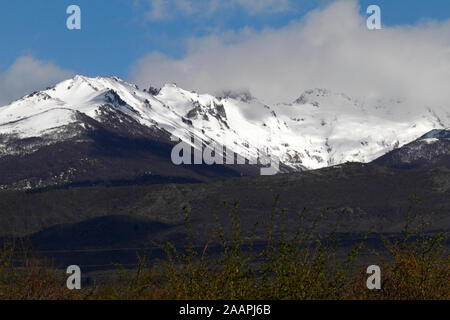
[0,195,448,300]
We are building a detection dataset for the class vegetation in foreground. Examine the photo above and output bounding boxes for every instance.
[0,195,448,300]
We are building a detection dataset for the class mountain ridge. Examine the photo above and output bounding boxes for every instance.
[373,129,450,169]
[0,75,449,189]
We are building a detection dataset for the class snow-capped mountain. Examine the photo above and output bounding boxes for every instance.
[0,75,449,189]
[373,129,450,169]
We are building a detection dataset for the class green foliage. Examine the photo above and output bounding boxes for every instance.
[356,194,449,300]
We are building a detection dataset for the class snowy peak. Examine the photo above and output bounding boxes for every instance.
[293,88,357,108]
[294,88,332,105]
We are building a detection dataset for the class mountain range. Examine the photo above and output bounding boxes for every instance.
[0,75,449,190]
[0,77,449,271]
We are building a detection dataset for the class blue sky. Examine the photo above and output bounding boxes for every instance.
[1,0,449,78]
[1,0,450,106]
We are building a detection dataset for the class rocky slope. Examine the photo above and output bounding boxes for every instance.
[373,129,450,169]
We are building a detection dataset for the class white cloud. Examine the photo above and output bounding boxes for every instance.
[144,0,292,21]
[233,0,291,14]
[0,56,74,106]
[146,0,168,21]
[129,0,450,110]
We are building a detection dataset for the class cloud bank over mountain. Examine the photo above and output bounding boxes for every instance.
[130,0,450,109]
[0,56,74,106]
